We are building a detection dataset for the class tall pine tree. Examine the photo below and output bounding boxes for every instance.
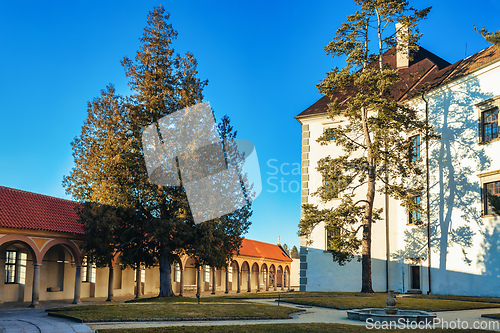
[299,0,432,293]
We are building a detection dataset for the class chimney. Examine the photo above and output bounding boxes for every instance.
[395,22,409,68]
[278,236,281,246]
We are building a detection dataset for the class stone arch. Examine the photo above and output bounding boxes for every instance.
[250,262,259,291]
[241,261,250,292]
[0,234,41,264]
[261,263,269,291]
[269,264,276,290]
[40,238,82,266]
[277,265,283,289]
[284,265,290,289]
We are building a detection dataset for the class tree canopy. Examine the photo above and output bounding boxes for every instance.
[64,6,251,297]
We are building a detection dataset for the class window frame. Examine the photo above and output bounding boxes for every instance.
[5,250,17,284]
[482,108,499,142]
[483,180,500,216]
[410,134,421,162]
[408,194,422,225]
[477,97,500,144]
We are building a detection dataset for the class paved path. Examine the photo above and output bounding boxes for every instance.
[2,298,500,332]
[0,307,91,333]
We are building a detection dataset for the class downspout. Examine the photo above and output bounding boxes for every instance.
[422,92,432,295]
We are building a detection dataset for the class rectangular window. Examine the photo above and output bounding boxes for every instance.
[484,181,500,215]
[323,179,339,199]
[174,263,181,282]
[204,265,210,282]
[18,253,27,284]
[5,251,16,284]
[411,135,421,162]
[482,108,499,142]
[326,226,341,251]
[82,257,88,282]
[409,195,422,224]
[228,266,233,283]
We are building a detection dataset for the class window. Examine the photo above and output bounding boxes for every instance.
[82,257,88,282]
[325,128,336,141]
[174,263,181,282]
[323,179,339,199]
[484,181,500,215]
[326,226,341,251]
[410,135,421,162]
[204,265,210,282]
[409,195,421,224]
[5,251,16,283]
[482,108,499,142]
[18,253,27,284]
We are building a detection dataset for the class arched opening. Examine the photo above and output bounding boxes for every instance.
[183,257,197,293]
[269,264,276,290]
[277,265,283,289]
[41,244,72,298]
[241,261,250,292]
[0,241,34,302]
[261,263,268,291]
[250,263,259,292]
[230,261,239,292]
[284,266,290,290]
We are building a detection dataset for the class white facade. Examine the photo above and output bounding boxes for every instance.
[297,46,500,296]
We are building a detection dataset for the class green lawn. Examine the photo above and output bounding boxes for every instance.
[98,323,490,332]
[228,292,500,311]
[48,296,300,322]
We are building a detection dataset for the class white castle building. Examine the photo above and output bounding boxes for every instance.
[296,43,500,296]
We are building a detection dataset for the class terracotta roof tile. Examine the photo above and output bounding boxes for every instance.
[238,238,292,262]
[0,186,84,234]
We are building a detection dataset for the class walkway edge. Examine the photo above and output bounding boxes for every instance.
[47,311,305,324]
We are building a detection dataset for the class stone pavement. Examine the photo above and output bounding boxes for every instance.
[0,307,91,333]
[2,297,500,332]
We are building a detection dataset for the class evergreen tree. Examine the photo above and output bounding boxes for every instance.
[64,7,251,297]
[291,245,299,259]
[299,0,431,293]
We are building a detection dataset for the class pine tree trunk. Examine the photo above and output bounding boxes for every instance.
[361,107,375,293]
[158,248,174,297]
[361,169,375,293]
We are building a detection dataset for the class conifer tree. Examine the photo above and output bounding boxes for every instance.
[65,6,251,297]
[299,0,431,293]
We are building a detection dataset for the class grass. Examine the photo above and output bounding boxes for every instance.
[48,296,299,321]
[225,292,500,311]
[98,323,491,332]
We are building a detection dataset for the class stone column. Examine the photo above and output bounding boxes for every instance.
[236,268,240,293]
[211,268,216,295]
[135,265,141,299]
[256,269,260,292]
[30,264,41,307]
[247,269,251,292]
[225,267,229,294]
[273,269,277,291]
[265,268,269,291]
[107,265,114,301]
[179,268,184,296]
[73,265,82,304]
[196,267,201,295]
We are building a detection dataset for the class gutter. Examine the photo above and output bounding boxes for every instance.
[422,92,432,295]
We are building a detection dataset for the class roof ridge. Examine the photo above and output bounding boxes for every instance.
[0,185,76,204]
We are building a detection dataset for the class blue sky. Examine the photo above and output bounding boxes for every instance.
[0,0,498,249]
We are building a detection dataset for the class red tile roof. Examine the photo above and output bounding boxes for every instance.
[238,238,292,262]
[0,186,84,234]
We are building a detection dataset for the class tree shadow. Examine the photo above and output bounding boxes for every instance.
[393,77,492,273]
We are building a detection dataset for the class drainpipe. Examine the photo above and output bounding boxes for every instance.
[422,92,432,295]
[385,145,390,292]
